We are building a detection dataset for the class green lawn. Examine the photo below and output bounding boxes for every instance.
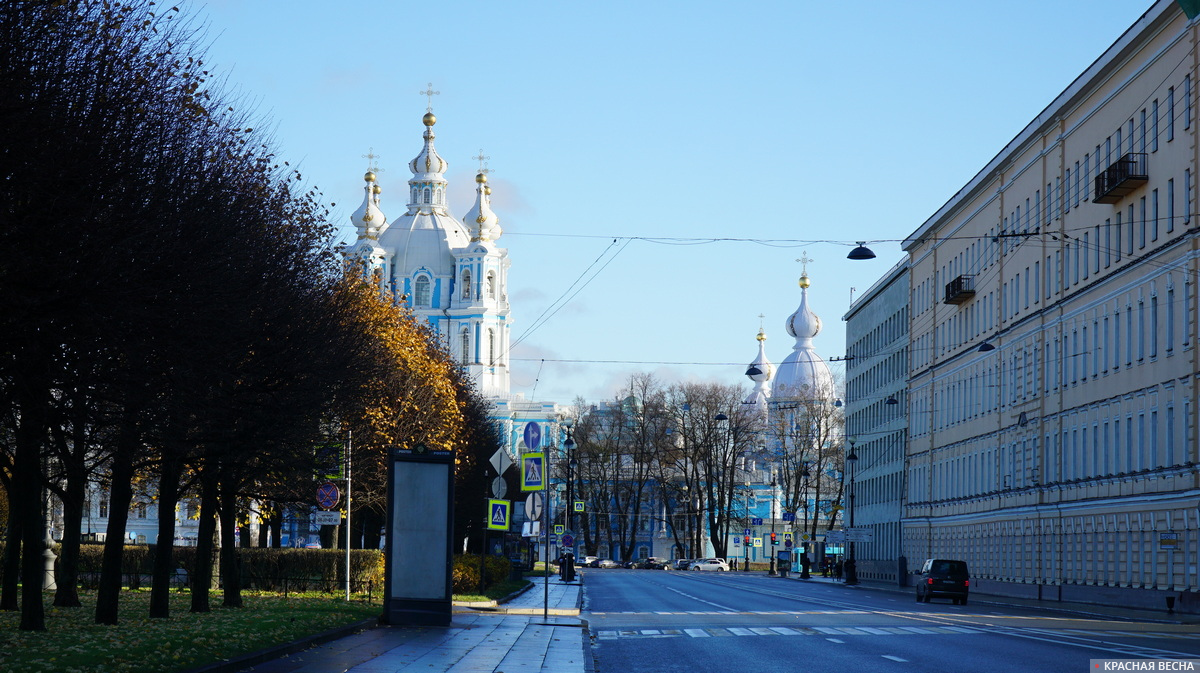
[0,590,379,673]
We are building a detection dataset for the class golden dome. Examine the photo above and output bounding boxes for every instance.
[798,274,811,289]
[372,184,382,195]
[422,111,436,126]
[476,172,488,183]
[756,329,767,342]
[364,171,376,182]
[484,186,492,195]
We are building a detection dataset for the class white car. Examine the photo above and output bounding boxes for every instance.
[690,558,730,572]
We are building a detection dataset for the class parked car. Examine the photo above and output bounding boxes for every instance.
[690,558,730,572]
[672,558,693,570]
[636,557,668,569]
[915,559,970,605]
[597,559,620,568]
[582,556,599,567]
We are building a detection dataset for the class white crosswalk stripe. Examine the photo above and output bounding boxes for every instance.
[593,625,1200,642]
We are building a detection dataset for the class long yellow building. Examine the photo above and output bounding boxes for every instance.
[901,0,1200,610]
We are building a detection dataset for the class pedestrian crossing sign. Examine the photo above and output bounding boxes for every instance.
[487,499,510,530]
[555,525,564,535]
[753,537,764,548]
[521,453,545,491]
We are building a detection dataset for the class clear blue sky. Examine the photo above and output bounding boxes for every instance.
[193,0,1156,406]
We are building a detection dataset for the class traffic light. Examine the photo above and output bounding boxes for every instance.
[744,535,750,546]
[770,532,778,545]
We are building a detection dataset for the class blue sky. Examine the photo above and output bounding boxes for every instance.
[193,0,1156,406]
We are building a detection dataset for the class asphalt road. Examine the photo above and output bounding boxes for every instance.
[583,569,1200,673]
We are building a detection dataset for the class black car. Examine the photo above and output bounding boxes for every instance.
[915,559,969,604]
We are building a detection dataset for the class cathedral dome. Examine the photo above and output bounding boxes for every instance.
[773,273,835,400]
[462,172,502,242]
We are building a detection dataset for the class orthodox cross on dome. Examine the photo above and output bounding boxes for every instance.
[758,313,766,329]
[796,251,813,275]
[473,149,492,176]
[419,83,440,112]
[362,147,383,174]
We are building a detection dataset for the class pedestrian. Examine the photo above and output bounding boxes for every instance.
[834,560,843,579]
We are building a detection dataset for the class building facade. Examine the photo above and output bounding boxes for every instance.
[843,259,909,584]
[900,0,1200,609]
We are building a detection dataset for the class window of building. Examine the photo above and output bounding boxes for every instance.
[1168,286,1175,353]
[1140,196,1147,249]
[461,269,471,299]
[1169,86,1176,142]
[100,499,108,518]
[1153,99,1160,152]
[1186,169,1192,225]
[414,275,431,307]
[488,329,496,365]
[1151,295,1159,359]
[1187,75,1192,130]
[487,271,496,298]
[1115,213,1123,261]
[136,503,147,519]
[1064,169,1071,212]
[1152,189,1159,242]
[1140,108,1148,153]
[460,329,470,363]
[1169,179,1176,233]
[423,187,431,204]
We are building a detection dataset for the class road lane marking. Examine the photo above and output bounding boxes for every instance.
[826,637,845,643]
[683,628,709,638]
[882,655,907,662]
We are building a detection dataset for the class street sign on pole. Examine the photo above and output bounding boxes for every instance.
[316,483,339,509]
[521,453,545,491]
[523,422,541,451]
[525,492,543,520]
[491,476,507,499]
[487,499,511,531]
[313,510,341,526]
[489,448,513,476]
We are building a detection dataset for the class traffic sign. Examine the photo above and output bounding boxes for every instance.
[733,537,741,546]
[487,499,510,531]
[313,510,341,526]
[521,453,545,491]
[489,448,513,476]
[574,501,585,512]
[316,483,339,509]
[554,525,564,535]
[752,517,763,525]
[523,422,541,451]
[562,533,574,547]
[491,476,507,499]
[753,537,763,548]
[525,492,543,520]
[782,512,795,522]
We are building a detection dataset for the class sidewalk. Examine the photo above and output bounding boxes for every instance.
[220,575,587,673]
[786,572,1200,625]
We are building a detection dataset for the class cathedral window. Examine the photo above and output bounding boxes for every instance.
[423,188,431,204]
[487,272,496,298]
[411,187,418,203]
[461,269,472,299]
[414,275,431,307]
[435,186,443,204]
[488,329,496,365]
[460,328,471,363]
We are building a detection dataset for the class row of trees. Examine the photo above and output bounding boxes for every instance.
[0,0,499,632]
[563,375,847,562]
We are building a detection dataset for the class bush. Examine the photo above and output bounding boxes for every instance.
[452,554,482,595]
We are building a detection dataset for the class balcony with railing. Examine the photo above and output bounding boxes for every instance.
[943,274,975,305]
[1093,152,1148,204]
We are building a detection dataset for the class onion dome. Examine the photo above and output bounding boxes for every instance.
[743,329,775,407]
[409,113,447,180]
[378,110,469,278]
[773,272,835,400]
[462,172,503,242]
[350,171,387,240]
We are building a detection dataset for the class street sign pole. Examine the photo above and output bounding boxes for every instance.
[542,424,550,622]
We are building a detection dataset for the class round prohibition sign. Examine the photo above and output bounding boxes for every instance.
[316,482,340,509]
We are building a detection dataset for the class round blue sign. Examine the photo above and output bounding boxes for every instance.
[523,422,541,450]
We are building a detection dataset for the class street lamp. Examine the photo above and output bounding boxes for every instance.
[562,420,576,535]
[844,437,859,586]
[768,477,778,576]
[799,462,811,579]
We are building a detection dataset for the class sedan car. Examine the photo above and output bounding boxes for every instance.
[690,558,730,572]
[672,558,693,570]
[597,559,620,568]
[582,556,599,567]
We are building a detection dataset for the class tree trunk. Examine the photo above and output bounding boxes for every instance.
[95,427,136,625]
[218,476,242,608]
[149,452,183,618]
[190,471,218,614]
[52,473,85,608]
[0,504,21,611]
[14,366,49,630]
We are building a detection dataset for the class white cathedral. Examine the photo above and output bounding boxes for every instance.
[344,107,561,460]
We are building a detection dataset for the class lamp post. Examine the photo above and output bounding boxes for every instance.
[768,477,777,576]
[563,420,576,538]
[844,437,859,585]
[799,462,811,579]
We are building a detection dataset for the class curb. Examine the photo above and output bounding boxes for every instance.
[183,616,380,673]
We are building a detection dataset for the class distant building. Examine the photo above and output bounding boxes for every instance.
[891,0,1200,609]
[843,258,909,583]
[343,106,562,461]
